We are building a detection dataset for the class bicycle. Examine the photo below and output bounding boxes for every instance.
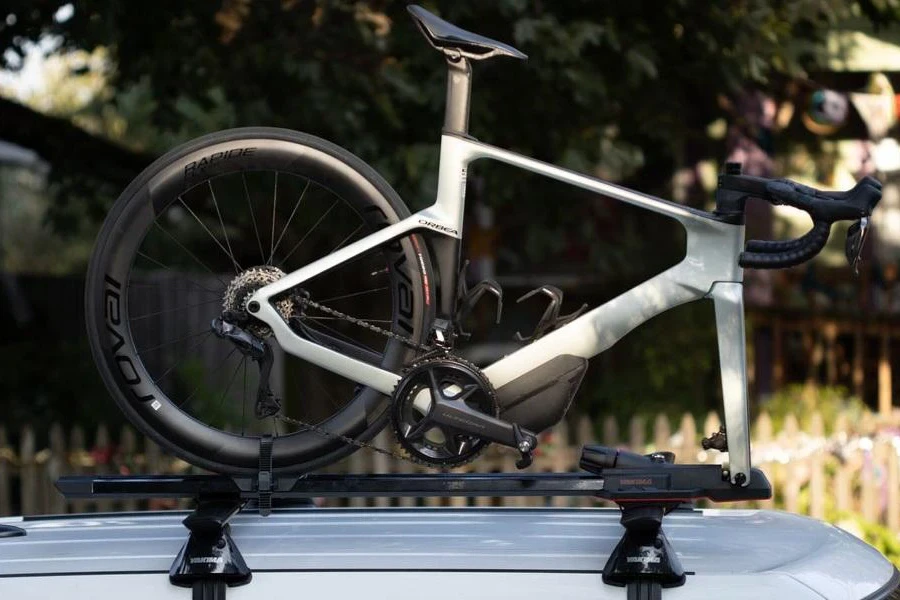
[85,5,881,484]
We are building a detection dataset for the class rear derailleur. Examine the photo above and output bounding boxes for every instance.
[391,356,538,469]
[211,316,281,419]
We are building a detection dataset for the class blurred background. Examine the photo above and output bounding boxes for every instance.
[1,0,900,563]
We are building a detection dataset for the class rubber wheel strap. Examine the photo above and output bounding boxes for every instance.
[258,435,274,516]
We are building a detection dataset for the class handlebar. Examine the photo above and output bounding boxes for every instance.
[740,220,831,269]
[716,167,882,270]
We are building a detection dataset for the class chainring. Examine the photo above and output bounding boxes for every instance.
[391,357,498,468]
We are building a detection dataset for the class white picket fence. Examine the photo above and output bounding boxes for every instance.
[2,408,899,528]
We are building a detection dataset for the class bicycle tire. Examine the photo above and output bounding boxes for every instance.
[85,127,433,475]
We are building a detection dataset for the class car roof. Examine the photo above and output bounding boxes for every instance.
[0,507,895,599]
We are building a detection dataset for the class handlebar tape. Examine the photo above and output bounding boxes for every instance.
[721,175,881,269]
[744,236,807,253]
[739,221,831,269]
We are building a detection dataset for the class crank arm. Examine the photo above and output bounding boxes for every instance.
[429,401,537,465]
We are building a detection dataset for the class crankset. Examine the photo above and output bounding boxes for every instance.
[391,357,538,468]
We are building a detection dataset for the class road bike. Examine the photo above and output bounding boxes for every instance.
[85,5,881,483]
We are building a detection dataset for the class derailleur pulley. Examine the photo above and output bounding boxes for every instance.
[211,318,281,419]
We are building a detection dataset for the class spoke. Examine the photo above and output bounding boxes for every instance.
[179,382,205,411]
[270,179,310,264]
[317,286,389,304]
[217,355,247,410]
[308,376,341,412]
[208,180,241,272]
[285,241,386,274]
[137,245,226,293]
[178,196,241,273]
[152,331,214,384]
[278,199,339,266]
[129,298,221,322]
[137,328,210,354]
[150,221,230,288]
[270,172,278,265]
[179,346,238,409]
[329,223,364,254]
[242,173,266,264]
[126,282,221,295]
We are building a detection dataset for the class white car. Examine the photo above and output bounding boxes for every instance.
[0,501,895,599]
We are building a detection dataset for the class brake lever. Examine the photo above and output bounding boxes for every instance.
[846,216,870,276]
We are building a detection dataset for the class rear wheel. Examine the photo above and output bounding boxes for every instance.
[85,127,433,474]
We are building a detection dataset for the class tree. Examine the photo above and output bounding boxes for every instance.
[3,1,899,423]
[3,0,899,258]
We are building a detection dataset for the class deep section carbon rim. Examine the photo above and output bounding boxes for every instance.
[87,129,430,474]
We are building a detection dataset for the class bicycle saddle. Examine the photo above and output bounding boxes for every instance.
[407,5,527,61]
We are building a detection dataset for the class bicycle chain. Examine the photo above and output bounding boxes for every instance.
[271,295,437,463]
[275,412,410,461]
[299,297,432,353]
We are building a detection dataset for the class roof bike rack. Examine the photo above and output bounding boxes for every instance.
[168,498,251,600]
[55,444,771,600]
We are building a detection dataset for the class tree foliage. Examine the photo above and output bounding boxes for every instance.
[3,1,900,421]
[3,1,899,242]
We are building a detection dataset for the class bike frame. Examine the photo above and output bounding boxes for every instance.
[249,60,754,486]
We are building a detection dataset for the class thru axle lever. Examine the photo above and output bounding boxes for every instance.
[701,425,728,452]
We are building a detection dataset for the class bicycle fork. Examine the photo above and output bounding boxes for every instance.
[708,282,751,486]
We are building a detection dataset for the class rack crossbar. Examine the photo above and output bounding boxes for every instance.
[56,468,771,503]
[56,473,605,500]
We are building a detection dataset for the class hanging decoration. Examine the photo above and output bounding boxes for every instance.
[849,72,896,140]
[802,89,849,135]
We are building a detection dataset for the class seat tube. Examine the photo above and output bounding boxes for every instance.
[709,281,751,487]
[443,57,472,135]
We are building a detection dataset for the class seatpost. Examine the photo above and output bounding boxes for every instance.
[443,57,472,135]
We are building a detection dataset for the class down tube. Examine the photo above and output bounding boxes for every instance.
[482,263,706,386]
[481,268,752,486]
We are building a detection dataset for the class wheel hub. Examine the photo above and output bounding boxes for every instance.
[222,266,294,337]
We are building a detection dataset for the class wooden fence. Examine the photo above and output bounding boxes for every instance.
[748,307,900,417]
[3,408,900,531]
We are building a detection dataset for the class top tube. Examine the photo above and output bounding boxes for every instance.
[447,133,734,226]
